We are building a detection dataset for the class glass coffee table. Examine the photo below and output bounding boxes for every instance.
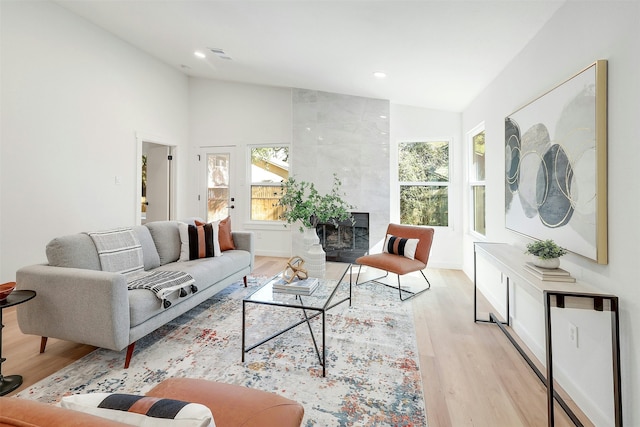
[242,262,352,377]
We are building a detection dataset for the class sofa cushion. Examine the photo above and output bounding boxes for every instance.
[145,221,182,265]
[61,393,214,427]
[46,233,101,270]
[128,250,251,327]
[133,225,161,270]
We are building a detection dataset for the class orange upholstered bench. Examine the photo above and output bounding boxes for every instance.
[0,378,304,427]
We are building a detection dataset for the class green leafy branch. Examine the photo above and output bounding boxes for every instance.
[525,239,568,259]
[277,174,355,232]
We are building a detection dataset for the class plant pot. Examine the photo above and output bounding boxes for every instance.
[306,243,326,278]
[303,226,320,250]
[532,257,560,269]
[292,224,319,258]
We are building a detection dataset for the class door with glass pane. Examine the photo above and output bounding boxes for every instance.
[200,147,237,224]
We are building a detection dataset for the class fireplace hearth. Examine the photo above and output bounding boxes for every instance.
[316,212,369,263]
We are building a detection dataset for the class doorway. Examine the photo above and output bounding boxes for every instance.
[136,133,175,225]
[200,146,238,225]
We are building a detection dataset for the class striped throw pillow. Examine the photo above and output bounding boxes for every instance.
[178,221,220,262]
[195,220,221,256]
[383,234,419,260]
[61,393,214,427]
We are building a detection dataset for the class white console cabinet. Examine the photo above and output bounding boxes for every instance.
[473,242,622,427]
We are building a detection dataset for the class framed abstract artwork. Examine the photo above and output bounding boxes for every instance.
[505,60,608,264]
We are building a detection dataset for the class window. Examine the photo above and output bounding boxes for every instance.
[469,124,486,235]
[250,146,289,221]
[398,140,449,226]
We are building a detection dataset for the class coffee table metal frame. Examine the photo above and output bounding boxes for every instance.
[242,262,352,377]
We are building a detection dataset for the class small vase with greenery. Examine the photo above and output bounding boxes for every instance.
[277,174,355,233]
[525,239,568,269]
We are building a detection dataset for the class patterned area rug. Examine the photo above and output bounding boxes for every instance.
[17,277,427,426]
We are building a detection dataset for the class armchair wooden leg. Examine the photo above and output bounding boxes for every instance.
[124,342,135,369]
[40,337,48,353]
[243,276,248,287]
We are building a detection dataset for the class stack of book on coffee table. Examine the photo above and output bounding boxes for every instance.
[272,277,319,295]
[524,262,575,282]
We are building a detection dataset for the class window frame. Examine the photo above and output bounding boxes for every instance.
[397,138,452,228]
[467,123,486,238]
[247,144,290,224]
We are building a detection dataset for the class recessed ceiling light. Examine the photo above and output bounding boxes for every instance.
[194,51,206,59]
[373,71,387,79]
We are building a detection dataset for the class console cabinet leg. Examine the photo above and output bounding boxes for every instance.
[40,337,48,354]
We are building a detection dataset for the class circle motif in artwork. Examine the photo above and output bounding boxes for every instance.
[537,144,574,228]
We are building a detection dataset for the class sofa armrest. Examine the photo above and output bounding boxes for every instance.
[16,264,131,351]
[232,231,254,271]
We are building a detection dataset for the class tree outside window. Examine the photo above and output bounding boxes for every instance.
[250,146,289,221]
[399,141,449,226]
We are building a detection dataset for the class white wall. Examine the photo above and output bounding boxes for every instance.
[292,89,390,255]
[0,0,467,276]
[0,1,189,281]
[188,78,293,257]
[391,104,463,269]
[462,2,640,425]
[189,82,464,264]
[189,81,396,258]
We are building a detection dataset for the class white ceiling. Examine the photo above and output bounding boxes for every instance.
[56,0,565,112]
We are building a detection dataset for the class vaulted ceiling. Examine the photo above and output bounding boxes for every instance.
[56,0,565,111]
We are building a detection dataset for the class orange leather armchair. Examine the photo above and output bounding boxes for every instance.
[355,223,434,301]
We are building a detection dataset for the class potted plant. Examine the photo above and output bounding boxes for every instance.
[525,239,568,269]
[277,174,354,277]
[277,173,354,233]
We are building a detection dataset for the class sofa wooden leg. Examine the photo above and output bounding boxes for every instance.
[243,276,248,287]
[40,337,48,353]
[124,342,135,369]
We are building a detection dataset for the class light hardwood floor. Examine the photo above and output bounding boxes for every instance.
[3,256,590,426]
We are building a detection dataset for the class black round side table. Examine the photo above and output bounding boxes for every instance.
[0,289,36,395]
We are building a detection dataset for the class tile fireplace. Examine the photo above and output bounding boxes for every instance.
[316,212,369,263]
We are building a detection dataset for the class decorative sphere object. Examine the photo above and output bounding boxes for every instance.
[283,256,308,283]
[0,282,16,301]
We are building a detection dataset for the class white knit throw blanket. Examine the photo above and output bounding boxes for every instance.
[87,228,196,308]
[127,270,196,309]
[87,228,144,276]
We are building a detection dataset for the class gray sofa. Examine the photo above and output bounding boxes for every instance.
[15,220,254,368]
